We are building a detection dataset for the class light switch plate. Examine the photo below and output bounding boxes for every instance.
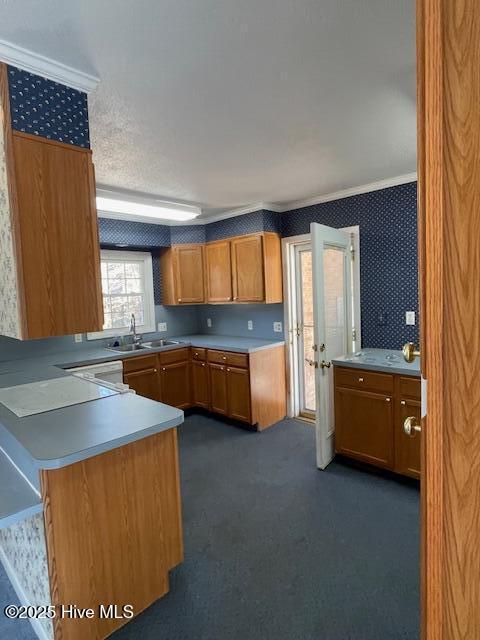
[207,318,212,328]
[74,334,83,343]
[405,311,416,326]
[247,320,253,331]
[273,322,283,333]
[158,322,167,332]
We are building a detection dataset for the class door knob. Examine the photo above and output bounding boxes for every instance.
[320,360,331,369]
[402,342,421,363]
[404,416,422,437]
[305,358,318,368]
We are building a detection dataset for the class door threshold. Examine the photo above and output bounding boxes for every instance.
[296,414,315,424]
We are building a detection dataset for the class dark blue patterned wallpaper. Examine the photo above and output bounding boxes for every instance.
[7,66,90,148]
[98,217,171,247]
[281,182,419,350]
[206,210,276,241]
[170,224,206,244]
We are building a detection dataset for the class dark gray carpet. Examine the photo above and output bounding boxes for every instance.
[0,415,419,640]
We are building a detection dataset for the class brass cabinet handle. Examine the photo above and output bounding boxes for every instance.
[202,363,206,367]
[402,342,420,363]
[358,377,364,382]
[162,367,166,371]
[385,397,391,402]
[227,368,230,372]
[404,416,422,437]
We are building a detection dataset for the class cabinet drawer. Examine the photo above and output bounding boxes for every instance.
[123,354,158,373]
[207,350,229,365]
[191,347,207,361]
[207,349,249,368]
[159,347,190,365]
[226,352,249,368]
[335,367,394,394]
[399,376,421,399]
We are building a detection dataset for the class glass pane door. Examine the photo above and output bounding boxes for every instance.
[295,244,315,417]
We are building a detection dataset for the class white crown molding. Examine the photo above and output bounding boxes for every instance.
[0,40,99,93]
[272,172,418,213]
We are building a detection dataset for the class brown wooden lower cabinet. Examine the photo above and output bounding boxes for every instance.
[41,428,183,640]
[334,366,421,478]
[226,365,251,422]
[124,345,286,429]
[209,363,228,415]
[160,361,191,410]
[191,360,209,408]
[123,355,160,401]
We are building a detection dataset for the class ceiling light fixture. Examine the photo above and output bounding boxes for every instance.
[96,195,201,222]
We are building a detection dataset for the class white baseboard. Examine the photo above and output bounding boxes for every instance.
[0,546,52,640]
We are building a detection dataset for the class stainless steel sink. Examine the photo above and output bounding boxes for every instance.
[142,340,182,348]
[106,343,147,353]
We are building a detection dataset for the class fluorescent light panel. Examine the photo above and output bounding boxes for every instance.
[96,196,201,222]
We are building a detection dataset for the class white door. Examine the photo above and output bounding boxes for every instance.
[311,224,354,469]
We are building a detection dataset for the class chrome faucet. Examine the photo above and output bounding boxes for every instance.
[130,314,142,345]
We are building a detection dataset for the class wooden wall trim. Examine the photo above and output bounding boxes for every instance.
[12,129,93,154]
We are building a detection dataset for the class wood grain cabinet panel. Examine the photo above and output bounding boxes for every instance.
[226,366,251,423]
[191,360,209,409]
[159,361,191,409]
[0,65,103,340]
[205,240,232,302]
[335,386,394,468]
[124,366,160,402]
[209,363,228,415]
[231,234,265,302]
[160,244,205,305]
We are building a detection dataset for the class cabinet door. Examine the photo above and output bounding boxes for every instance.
[226,366,251,423]
[160,361,191,409]
[335,387,394,469]
[231,235,264,302]
[12,133,103,338]
[173,245,205,303]
[191,361,209,408]
[209,364,228,415]
[205,240,232,302]
[124,367,160,401]
[395,397,421,479]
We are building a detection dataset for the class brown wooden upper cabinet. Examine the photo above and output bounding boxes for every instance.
[231,233,282,303]
[205,240,232,302]
[161,232,283,306]
[160,244,205,304]
[0,64,103,340]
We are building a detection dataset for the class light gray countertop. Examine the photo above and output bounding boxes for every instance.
[332,349,421,377]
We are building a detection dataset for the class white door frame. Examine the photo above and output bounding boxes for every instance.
[282,226,361,418]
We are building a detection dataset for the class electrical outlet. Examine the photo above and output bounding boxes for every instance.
[158,322,167,332]
[247,320,253,331]
[405,311,416,326]
[74,334,83,343]
[273,322,283,333]
[207,318,212,328]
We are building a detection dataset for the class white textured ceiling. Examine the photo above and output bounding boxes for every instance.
[0,0,416,217]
